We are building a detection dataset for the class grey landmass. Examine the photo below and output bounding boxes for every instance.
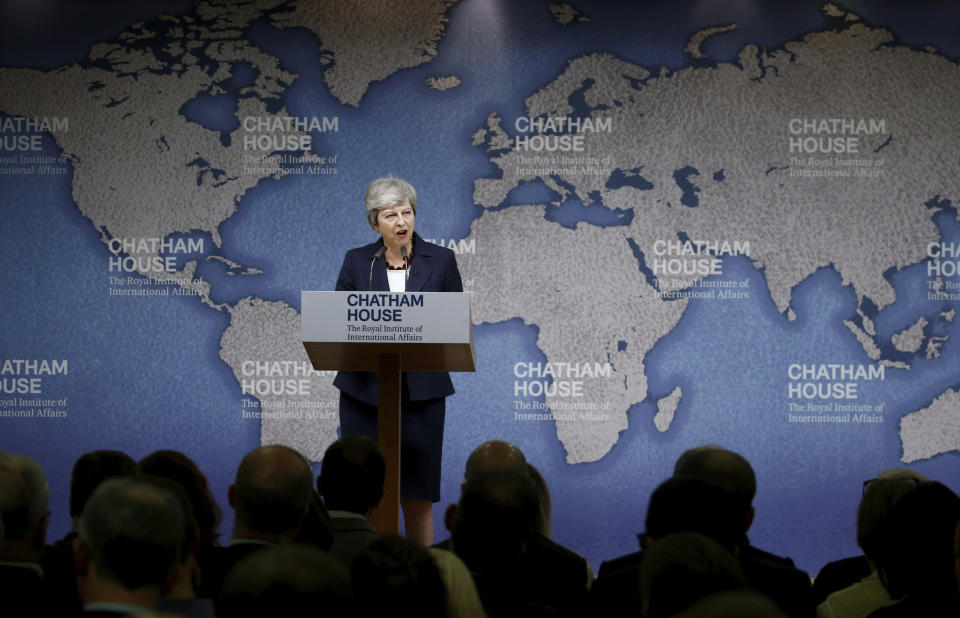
[685,25,738,59]
[899,388,960,463]
[271,0,460,107]
[467,6,959,462]
[208,255,263,275]
[458,205,688,463]
[549,4,589,25]
[926,335,948,360]
[844,321,882,360]
[426,75,462,92]
[941,309,955,322]
[654,386,682,432]
[891,317,927,353]
[0,5,301,309]
[822,3,860,22]
[472,113,513,151]
[219,297,340,460]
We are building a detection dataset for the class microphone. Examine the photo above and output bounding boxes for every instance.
[369,246,386,290]
[401,246,409,282]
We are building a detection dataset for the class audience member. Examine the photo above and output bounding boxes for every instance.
[640,532,746,618]
[352,534,448,617]
[451,470,548,616]
[219,544,350,617]
[442,440,591,616]
[74,476,185,616]
[40,450,138,615]
[592,475,745,615]
[202,445,314,598]
[816,474,922,617]
[0,453,50,617]
[139,450,222,553]
[318,435,385,564]
[813,468,927,604]
[673,445,814,617]
[867,482,960,617]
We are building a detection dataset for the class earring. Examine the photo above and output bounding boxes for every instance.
[375,227,380,233]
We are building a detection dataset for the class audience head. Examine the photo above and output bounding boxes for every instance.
[0,452,50,559]
[674,445,756,530]
[464,440,528,482]
[451,470,538,573]
[229,445,313,540]
[139,449,221,548]
[669,589,789,618]
[877,481,960,601]
[319,435,385,515]
[645,476,743,553]
[640,532,746,618]
[856,471,925,566]
[221,544,350,616]
[352,535,448,618]
[527,462,552,538]
[69,450,138,522]
[75,476,184,595]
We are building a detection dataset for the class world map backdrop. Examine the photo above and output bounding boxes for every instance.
[1,0,959,575]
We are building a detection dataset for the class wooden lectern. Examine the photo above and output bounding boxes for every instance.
[301,291,475,534]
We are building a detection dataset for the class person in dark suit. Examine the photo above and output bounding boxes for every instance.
[672,445,814,618]
[202,445,314,599]
[591,476,745,615]
[439,441,591,617]
[334,175,463,546]
[318,435,385,565]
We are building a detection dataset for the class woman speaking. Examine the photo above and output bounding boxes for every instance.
[333,176,462,545]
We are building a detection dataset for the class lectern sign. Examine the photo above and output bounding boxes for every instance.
[301,291,475,373]
[302,291,471,344]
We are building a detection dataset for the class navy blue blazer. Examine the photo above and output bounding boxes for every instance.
[332,233,463,405]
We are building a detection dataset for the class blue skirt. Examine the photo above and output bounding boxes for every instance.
[338,389,446,502]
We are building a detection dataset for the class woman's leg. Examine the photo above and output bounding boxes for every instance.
[401,498,434,546]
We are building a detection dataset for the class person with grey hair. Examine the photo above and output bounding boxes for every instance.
[0,452,51,616]
[73,476,185,616]
[333,175,463,546]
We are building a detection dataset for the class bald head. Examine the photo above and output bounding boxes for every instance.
[232,445,313,536]
[464,441,527,482]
